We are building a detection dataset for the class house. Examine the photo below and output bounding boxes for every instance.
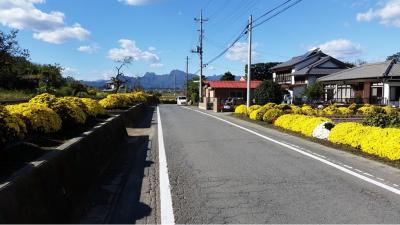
[317,59,400,107]
[200,80,262,112]
[271,48,348,103]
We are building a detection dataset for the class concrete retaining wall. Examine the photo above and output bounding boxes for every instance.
[0,103,144,223]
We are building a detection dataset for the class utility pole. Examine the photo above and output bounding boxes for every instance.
[246,15,253,108]
[174,70,176,96]
[186,56,189,99]
[192,10,208,103]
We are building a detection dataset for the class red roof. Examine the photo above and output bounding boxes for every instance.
[204,80,262,89]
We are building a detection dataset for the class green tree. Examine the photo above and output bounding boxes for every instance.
[304,82,324,101]
[245,62,281,81]
[387,52,400,62]
[220,71,235,81]
[254,80,283,104]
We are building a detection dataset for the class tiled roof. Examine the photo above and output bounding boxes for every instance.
[318,60,400,82]
[204,81,262,89]
[271,48,324,70]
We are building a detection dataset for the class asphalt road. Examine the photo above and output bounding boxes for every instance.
[159,104,400,224]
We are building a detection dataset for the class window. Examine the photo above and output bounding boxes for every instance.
[276,74,292,83]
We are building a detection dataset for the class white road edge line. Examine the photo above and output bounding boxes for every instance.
[183,106,400,196]
[157,106,175,225]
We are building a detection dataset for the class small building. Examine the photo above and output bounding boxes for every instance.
[317,59,400,107]
[200,80,262,112]
[271,48,348,103]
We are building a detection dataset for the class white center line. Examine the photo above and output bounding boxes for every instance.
[157,106,175,224]
[183,107,400,196]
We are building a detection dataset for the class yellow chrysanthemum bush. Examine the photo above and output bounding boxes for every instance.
[301,104,317,116]
[382,106,398,115]
[81,98,106,117]
[50,98,87,126]
[322,104,338,115]
[328,122,367,148]
[5,103,62,134]
[263,108,284,123]
[249,105,270,121]
[357,104,382,115]
[29,93,57,106]
[246,105,261,116]
[99,94,131,109]
[275,103,292,111]
[289,105,302,114]
[274,114,332,137]
[0,106,27,147]
[329,122,400,160]
[337,107,353,116]
[133,91,148,102]
[234,105,247,115]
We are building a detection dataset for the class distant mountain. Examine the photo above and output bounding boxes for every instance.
[81,70,238,90]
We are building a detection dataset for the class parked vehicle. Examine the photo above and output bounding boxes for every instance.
[177,96,187,105]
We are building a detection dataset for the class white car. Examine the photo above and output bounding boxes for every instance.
[177,96,187,105]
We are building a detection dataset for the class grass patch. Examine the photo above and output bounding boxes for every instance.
[230,113,400,170]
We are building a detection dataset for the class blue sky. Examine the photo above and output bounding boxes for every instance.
[1,0,400,81]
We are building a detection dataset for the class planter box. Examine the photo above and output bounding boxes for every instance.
[0,104,144,223]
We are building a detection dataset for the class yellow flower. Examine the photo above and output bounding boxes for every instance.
[5,103,61,133]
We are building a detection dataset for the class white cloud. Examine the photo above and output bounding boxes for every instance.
[118,0,158,6]
[357,0,400,27]
[148,46,156,51]
[225,42,257,62]
[108,39,161,65]
[33,23,90,44]
[311,39,364,59]
[150,63,164,68]
[0,0,90,44]
[78,44,100,54]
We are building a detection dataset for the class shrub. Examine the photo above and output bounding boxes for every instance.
[337,107,353,115]
[274,114,332,137]
[0,106,27,147]
[81,98,106,117]
[62,96,88,114]
[246,105,261,116]
[275,103,291,111]
[323,104,338,115]
[382,106,398,115]
[51,98,87,126]
[357,104,382,115]
[99,94,131,109]
[254,80,283,105]
[329,122,400,160]
[348,103,358,111]
[290,105,302,114]
[5,103,62,133]
[263,103,277,110]
[234,105,247,115]
[363,114,400,128]
[301,104,316,116]
[328,122,367,148]
[29,93,57,106]
[263,108,284,123]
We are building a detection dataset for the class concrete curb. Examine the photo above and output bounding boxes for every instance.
[0,103,144,223]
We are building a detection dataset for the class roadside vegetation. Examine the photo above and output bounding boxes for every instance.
[233,103,400,163]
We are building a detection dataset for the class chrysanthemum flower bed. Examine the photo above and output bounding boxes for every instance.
[1,92,152,150]
[233,103,400,161]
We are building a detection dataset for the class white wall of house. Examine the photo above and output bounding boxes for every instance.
[272,72,276,82]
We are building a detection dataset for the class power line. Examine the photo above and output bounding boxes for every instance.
[253,0,293,23]
[253,0,303,29]
[191,0,303,74]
